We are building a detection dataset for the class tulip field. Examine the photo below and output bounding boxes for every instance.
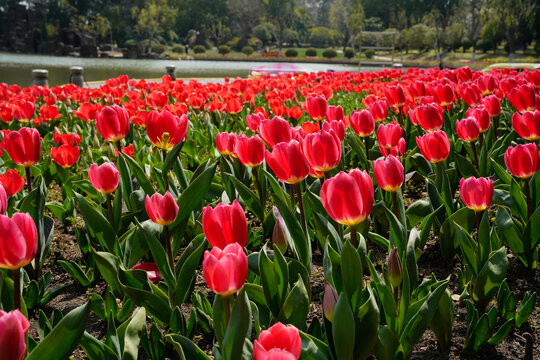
[0,67,539,360]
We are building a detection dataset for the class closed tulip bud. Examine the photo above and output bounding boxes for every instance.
[202,243,247,296]
[51,144,80,168]
[246,112,265,132]
[322,120,346,141]
[258,116,293,149]
[305,95,327,121]
[350,110,375,137]
[385,85,406,109]
[459,83,482,107]
[387,246,402,287]
[0,170,25,197]
[301,130,341,173]
[459,177,493,212]
[374,155,404,192]
[432,83,455,107]
[96,105,130,142]
[145,191,179,226]
[416,130,450,163]
[366,101,386,124]
[88,162,120,194]
[147,91,169,109]
[4,127,41,167]
[0,309,30,360]
[455,117,480,142]
[253,322,302,360]
[499,77,518,96]
[377,121,403,149]
[326,105,344,122]
[507,85,536,114]
[466,105,491,133]
[321,169,374,226]
[146,110,188,150]
[0,213,38,270]
[272,207,289,254]
[202,200,247,248]
[234,134,265,167]
[323,282,338,322]
[266,140,309,184]
[415,103,444,132]
[131,262,163,283]
[512,110,540,141]
[215,132,237,156]
[504,143,539,179]
[477,74,498,96]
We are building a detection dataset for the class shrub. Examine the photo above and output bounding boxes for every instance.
[218,45,230,56]
[305,48,317,57]
[461,38,472,52]
[242,46,254,56]
[285,48,298,57]
[172,44,185,54]
[193,45,206,54]
[151,43,165,54]
[309,27,339,47]
[344,47,355,59]
[364,49,375,59]
[322,48,337,59]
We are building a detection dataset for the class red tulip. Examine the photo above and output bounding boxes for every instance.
[266,140,310,184]
[350,110,375,137]
[0,185,6,215]
[512,110,540,141]
[507,85,536,113]
[302,130,341,173]
[131,262,163,283]
[385,85,406,109]
[215,132,237,156]
[455,66,472,82]
[415,103,444,132]
[202,200,247,248]
[246,112,265,132]
[377,121,403,149]
[115,144,135,158]
[305,95,327,121]
[459,83,481,107]
[88,162,120,194]
[432,83,455,106]
[460,177,493,212]
[504,143,539,179]
[380,137,406,158]
[258,116,293,149]
[51,144,80,168]
[234,134,265,167]
[53,132,82,146]
[0,213,38,270]
[4,127,41,167]
[374,155,404,192]
[455,117,480,142]
[408,81,426,100]
[477,74,498,96]
[479,95,501,118]
[321,169,374,226]
[96,105,130,142]
[253,322,302,360]
[74,102,101,122]
[202,242,247,296]
[286,106,304,120]
[145,191,179,226]
[0,309,30,360]
[326,105,344,122]
[499,77,519,96]
[322,120,345,141]
[416,130,450,163]
[147,91,169,109]
[39,105,61,121]
[323,283,338,322]
[11,99,35,122]
[466,105,491,133]
[369,100,389,122]
[0,170,24,196]
[146,110,188,150]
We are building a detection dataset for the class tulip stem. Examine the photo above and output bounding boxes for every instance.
[472,141,479,172]
[252,166,264,211]
[350,224,358,248]
[475,210,482,257]
[164,225,175,274]
[289,184,296,209]
[295,183,307,235]
[479,132,484,148]
[223,295,230,327]
[493,115,498,140]
[524,179,532,219]
[162,148,169,191]
[106,193,114,228]
[25,167,32,193]
[13,268,21,310]
[391,191,400,220]
[364,136,370,163]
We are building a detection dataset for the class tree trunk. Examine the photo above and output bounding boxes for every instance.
[471,43,476,62]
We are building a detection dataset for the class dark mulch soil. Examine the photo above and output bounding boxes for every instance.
[29,204,539,360]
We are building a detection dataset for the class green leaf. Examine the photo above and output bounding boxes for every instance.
[163,141,185,182]
[487,319,514,347]
[510,178,528,221]
[478,211,491,264]
[472,313,491,351]
[58,260,93,287]
[117,152,133,211]
[166,334,211,360]
[374,325,401,360]
[222,287,251,360]
[123,153,155,195]
[74,192,118,253]
[340,240,363,310]
[80,332,119,360]
[26,303,91,360]
[515,292,536,327]
[278,278,309,329]
[429,289,453,352]
[118,307,147,360]
[474,247,508,312]
[225,173,264,220]
[405,199,432,230]
[454,222,479,275]
[332,295,356,360]
[259,247,288,317]
[354,285,380,359]
[176,236,206,303]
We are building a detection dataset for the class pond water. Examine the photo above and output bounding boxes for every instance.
[0,52,389,87]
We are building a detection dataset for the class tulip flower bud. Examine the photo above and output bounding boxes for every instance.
[202,243,248,296]
[3,127,41,167]
[215,132,237,156]
[512,110,540,141]
[373,155,404,192]
[459,177,493,212]
[305,95,327,121]
[0,169,24,197]
[323,282,338,322]
[504,143,539,179]
[0,309,30,360]
[416,130,450,163]
[202,200,247,248]
[88,162,120,194]
[388,246,402,287]
[272,207,289,254]
[0,213,38,270]
[266,140,310,184]
[145,191,179,226]
[253,322,302,360]
[234,134,265,167]
[258,116,293,149]
[96,105,130,142]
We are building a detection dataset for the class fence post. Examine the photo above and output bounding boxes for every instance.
[32,69,48,86]
[69,66,84,87]
[165,65,176,80]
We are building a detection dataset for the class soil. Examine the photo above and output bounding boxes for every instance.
[27,203,539,360]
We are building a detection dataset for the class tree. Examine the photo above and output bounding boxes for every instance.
[227,0,262,46]
[132,0,176,54]
[458,0,484,61]
[347,0,365,50]
[263,0,296,50]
